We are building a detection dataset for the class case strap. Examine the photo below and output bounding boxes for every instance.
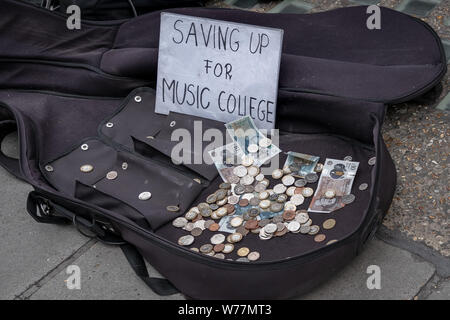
[120,244,179,296]
[27,191,179,296]
[0,120,23,180]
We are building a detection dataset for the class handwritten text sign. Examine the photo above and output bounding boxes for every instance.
[155,13,283,130]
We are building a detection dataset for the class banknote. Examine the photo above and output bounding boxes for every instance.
[225,116,281,167]
[308,158,359,213]
[283,151,320,178]
[208,142,244,182]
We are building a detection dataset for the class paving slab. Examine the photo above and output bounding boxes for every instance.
[225,0,259,9]
[349,0,381,5]
[269,0,314,13]
[298,238,436,300]
[0,135,89,300]
[426,279,450,300]
[30,242,185,300]
[396,0,441,17]
[436,92,450,111]
[442,39,450,64]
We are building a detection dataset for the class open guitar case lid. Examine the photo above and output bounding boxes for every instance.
[0,0,446,299]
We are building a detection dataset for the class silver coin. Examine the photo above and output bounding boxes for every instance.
[249,197,260,206]
[368,157,376,166]
[233,165,247,177]
[325,190,336,199]
[294,179,307,187]
[255,173,265,181]
[260,178,270,187]
[223,243,234,254]
[259,228,272,240]
[210,234,225,245]
[185,208,199,220]
[314,163,323,173]
[167,205,180,212]
[138,191,151,201]
[228,195,239,205]
[258,191,269,200]
[342,194,356,204]
[228,175,240,184]
[287,221,300,232]
[258,138,272,148]
[270,202,284,213]
[183,222,195,232]
[80,164,94,173]
[263,223,277,234]
[308,225,320,235]
[286,186,296,196]
[234,184,245,195]
[247,144,259,153]
[230,216,244,228]
[281,175,295,186]
[178,235,194,246]
[300,225,311,234]
[254,183,266,193]
[273,183,287,194]
[271,168,283,179]
[193,220,206,230]
[344,156,352,161]
[290,194,304,206]
[247,166,259,177]
[302,187,314,198]
[241,155,255,167]
[106,171,118,180]
[305,173,318,183]
[247,251,260,261]
[295,211,309,224]
[277,194,288,203]
[236,257,250,262]
[214,253,225,259]
[200,244,213,253]
[240,175,254,186]
[359,183,369,191]
[173,217,188,228]
[248,207,260,217]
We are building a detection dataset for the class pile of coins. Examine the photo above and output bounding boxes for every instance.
[171,154,343,262]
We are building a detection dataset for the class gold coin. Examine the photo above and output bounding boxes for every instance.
[323,218,336,230]
[237,247,250,257]
[326,239,338,245]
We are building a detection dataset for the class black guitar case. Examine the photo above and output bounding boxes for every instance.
[0,0,446,299]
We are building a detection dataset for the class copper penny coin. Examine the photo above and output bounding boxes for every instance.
[225,203,235,214]
[238,198,249,207]
[314,234,326,242]
[209,223,220,232]
[282,210,296,221]
[213,243,225,253]
[244,219,259,230]
[294,187,304,194]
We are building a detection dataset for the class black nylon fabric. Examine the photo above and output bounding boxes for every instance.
[0,0,446,299]
[0,0,446,102]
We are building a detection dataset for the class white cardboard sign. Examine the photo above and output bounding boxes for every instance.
[155,13,283,130]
